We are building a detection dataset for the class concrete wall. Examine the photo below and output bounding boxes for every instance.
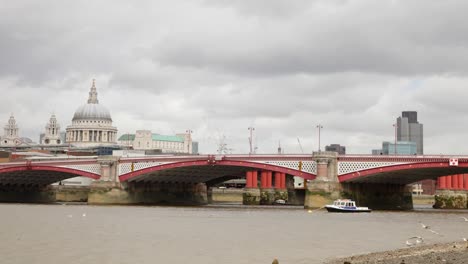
[434,190,468,209]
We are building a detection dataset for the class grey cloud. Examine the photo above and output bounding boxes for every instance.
[1,1,468,155]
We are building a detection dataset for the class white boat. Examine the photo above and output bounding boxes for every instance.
[325,199,371,213]
[274,199,286,205]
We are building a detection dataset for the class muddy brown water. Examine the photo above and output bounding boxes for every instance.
[1,203,467,264]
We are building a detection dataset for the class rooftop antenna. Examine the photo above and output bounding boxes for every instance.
[254,136,258,154]
[217,134,229,154]
[297,138,304,154]
[248,127,255,154]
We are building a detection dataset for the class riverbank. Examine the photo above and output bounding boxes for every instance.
[412,194,435,206]
[325,241,468,264]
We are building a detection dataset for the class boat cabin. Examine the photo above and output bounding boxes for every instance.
[333,199,356,207]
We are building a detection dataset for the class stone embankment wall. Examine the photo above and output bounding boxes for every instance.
[434,190,468,209]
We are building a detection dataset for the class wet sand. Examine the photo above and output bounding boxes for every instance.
[325,241,468,264]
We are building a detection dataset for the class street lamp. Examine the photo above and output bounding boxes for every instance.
[316,124,323,152]
[248,127,255,155]
[186,129,193,154]
[393,123,398,155]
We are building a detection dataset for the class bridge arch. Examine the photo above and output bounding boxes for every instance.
[339,161,468,184]
[119,159,316,183]
[0,165,100,186]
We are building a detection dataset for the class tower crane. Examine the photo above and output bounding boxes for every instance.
[297,138,304,154]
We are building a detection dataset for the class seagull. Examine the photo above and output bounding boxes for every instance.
[461,217,468,222]
[419,222,442,236]
[405,240,414,247]
[419,222,430,229]
[463,238,467,242]
[408,236,424,244]
[82,213,86,217]
[428,229,442,236]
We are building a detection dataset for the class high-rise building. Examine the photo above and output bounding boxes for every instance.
[397,111,423,155]
[325,144,346,154]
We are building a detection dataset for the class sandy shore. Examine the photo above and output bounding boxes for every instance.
[325,241,468,264]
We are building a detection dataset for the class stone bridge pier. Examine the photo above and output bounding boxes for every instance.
[304,152,341,208]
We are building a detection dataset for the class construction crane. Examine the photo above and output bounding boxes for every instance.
[297,138,304,154]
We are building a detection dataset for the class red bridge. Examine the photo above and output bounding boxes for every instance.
[0,153,466,209]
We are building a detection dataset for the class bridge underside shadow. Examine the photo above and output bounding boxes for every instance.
[339,167,468,210]
[0,169,98,203]
[90,165,254,206]
[0,170,86,187]
[124,165,250,185]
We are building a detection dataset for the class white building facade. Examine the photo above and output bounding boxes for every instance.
[118,130,193,154]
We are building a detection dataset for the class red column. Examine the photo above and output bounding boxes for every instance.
[260,171,267,188]
[266,171,272,188]
[446,176,453,189]
[458,174,464,190]
[246,171,253,188]
[280,173,286,189]
[252,171,258,188]
[274,172,281,189]
[464,174,468,190]
[438,177,447,189]
[453,175,459,189]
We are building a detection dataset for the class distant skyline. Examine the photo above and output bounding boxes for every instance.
[1,1,468,154]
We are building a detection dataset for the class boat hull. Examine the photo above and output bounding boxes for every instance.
[325,206,371,213]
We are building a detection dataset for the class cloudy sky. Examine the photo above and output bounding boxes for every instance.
[1,0,467,155]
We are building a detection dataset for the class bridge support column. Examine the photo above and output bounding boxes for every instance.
[458,174,464,190]
[446,176,453,189]
[259,171,276,205]
[438,176,447,189]
[434,189,468,209]
[243,171,260,205]
[304,152,341,209]
[272,172,288,204]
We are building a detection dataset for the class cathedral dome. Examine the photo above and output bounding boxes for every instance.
[71,79,112,122]
[66,79,118,147]
[72,103,112,121]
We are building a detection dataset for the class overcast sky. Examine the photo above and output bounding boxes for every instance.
[1,0,467,155]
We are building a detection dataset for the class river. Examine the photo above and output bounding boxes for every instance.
[1,203,467,264]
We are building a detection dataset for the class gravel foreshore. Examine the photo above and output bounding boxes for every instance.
[325,241,468,264]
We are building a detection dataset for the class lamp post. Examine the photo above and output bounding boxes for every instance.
[186,129,193,154]
[316,124,323,152]
[248,127,255,155]
[393,123,398,155]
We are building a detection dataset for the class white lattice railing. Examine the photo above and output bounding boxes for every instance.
[57,164,102,175]
[118,161,173,176]
[338,161,411,175]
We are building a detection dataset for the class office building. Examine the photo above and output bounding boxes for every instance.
[325,144,346,154]
[397,111,423,154]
